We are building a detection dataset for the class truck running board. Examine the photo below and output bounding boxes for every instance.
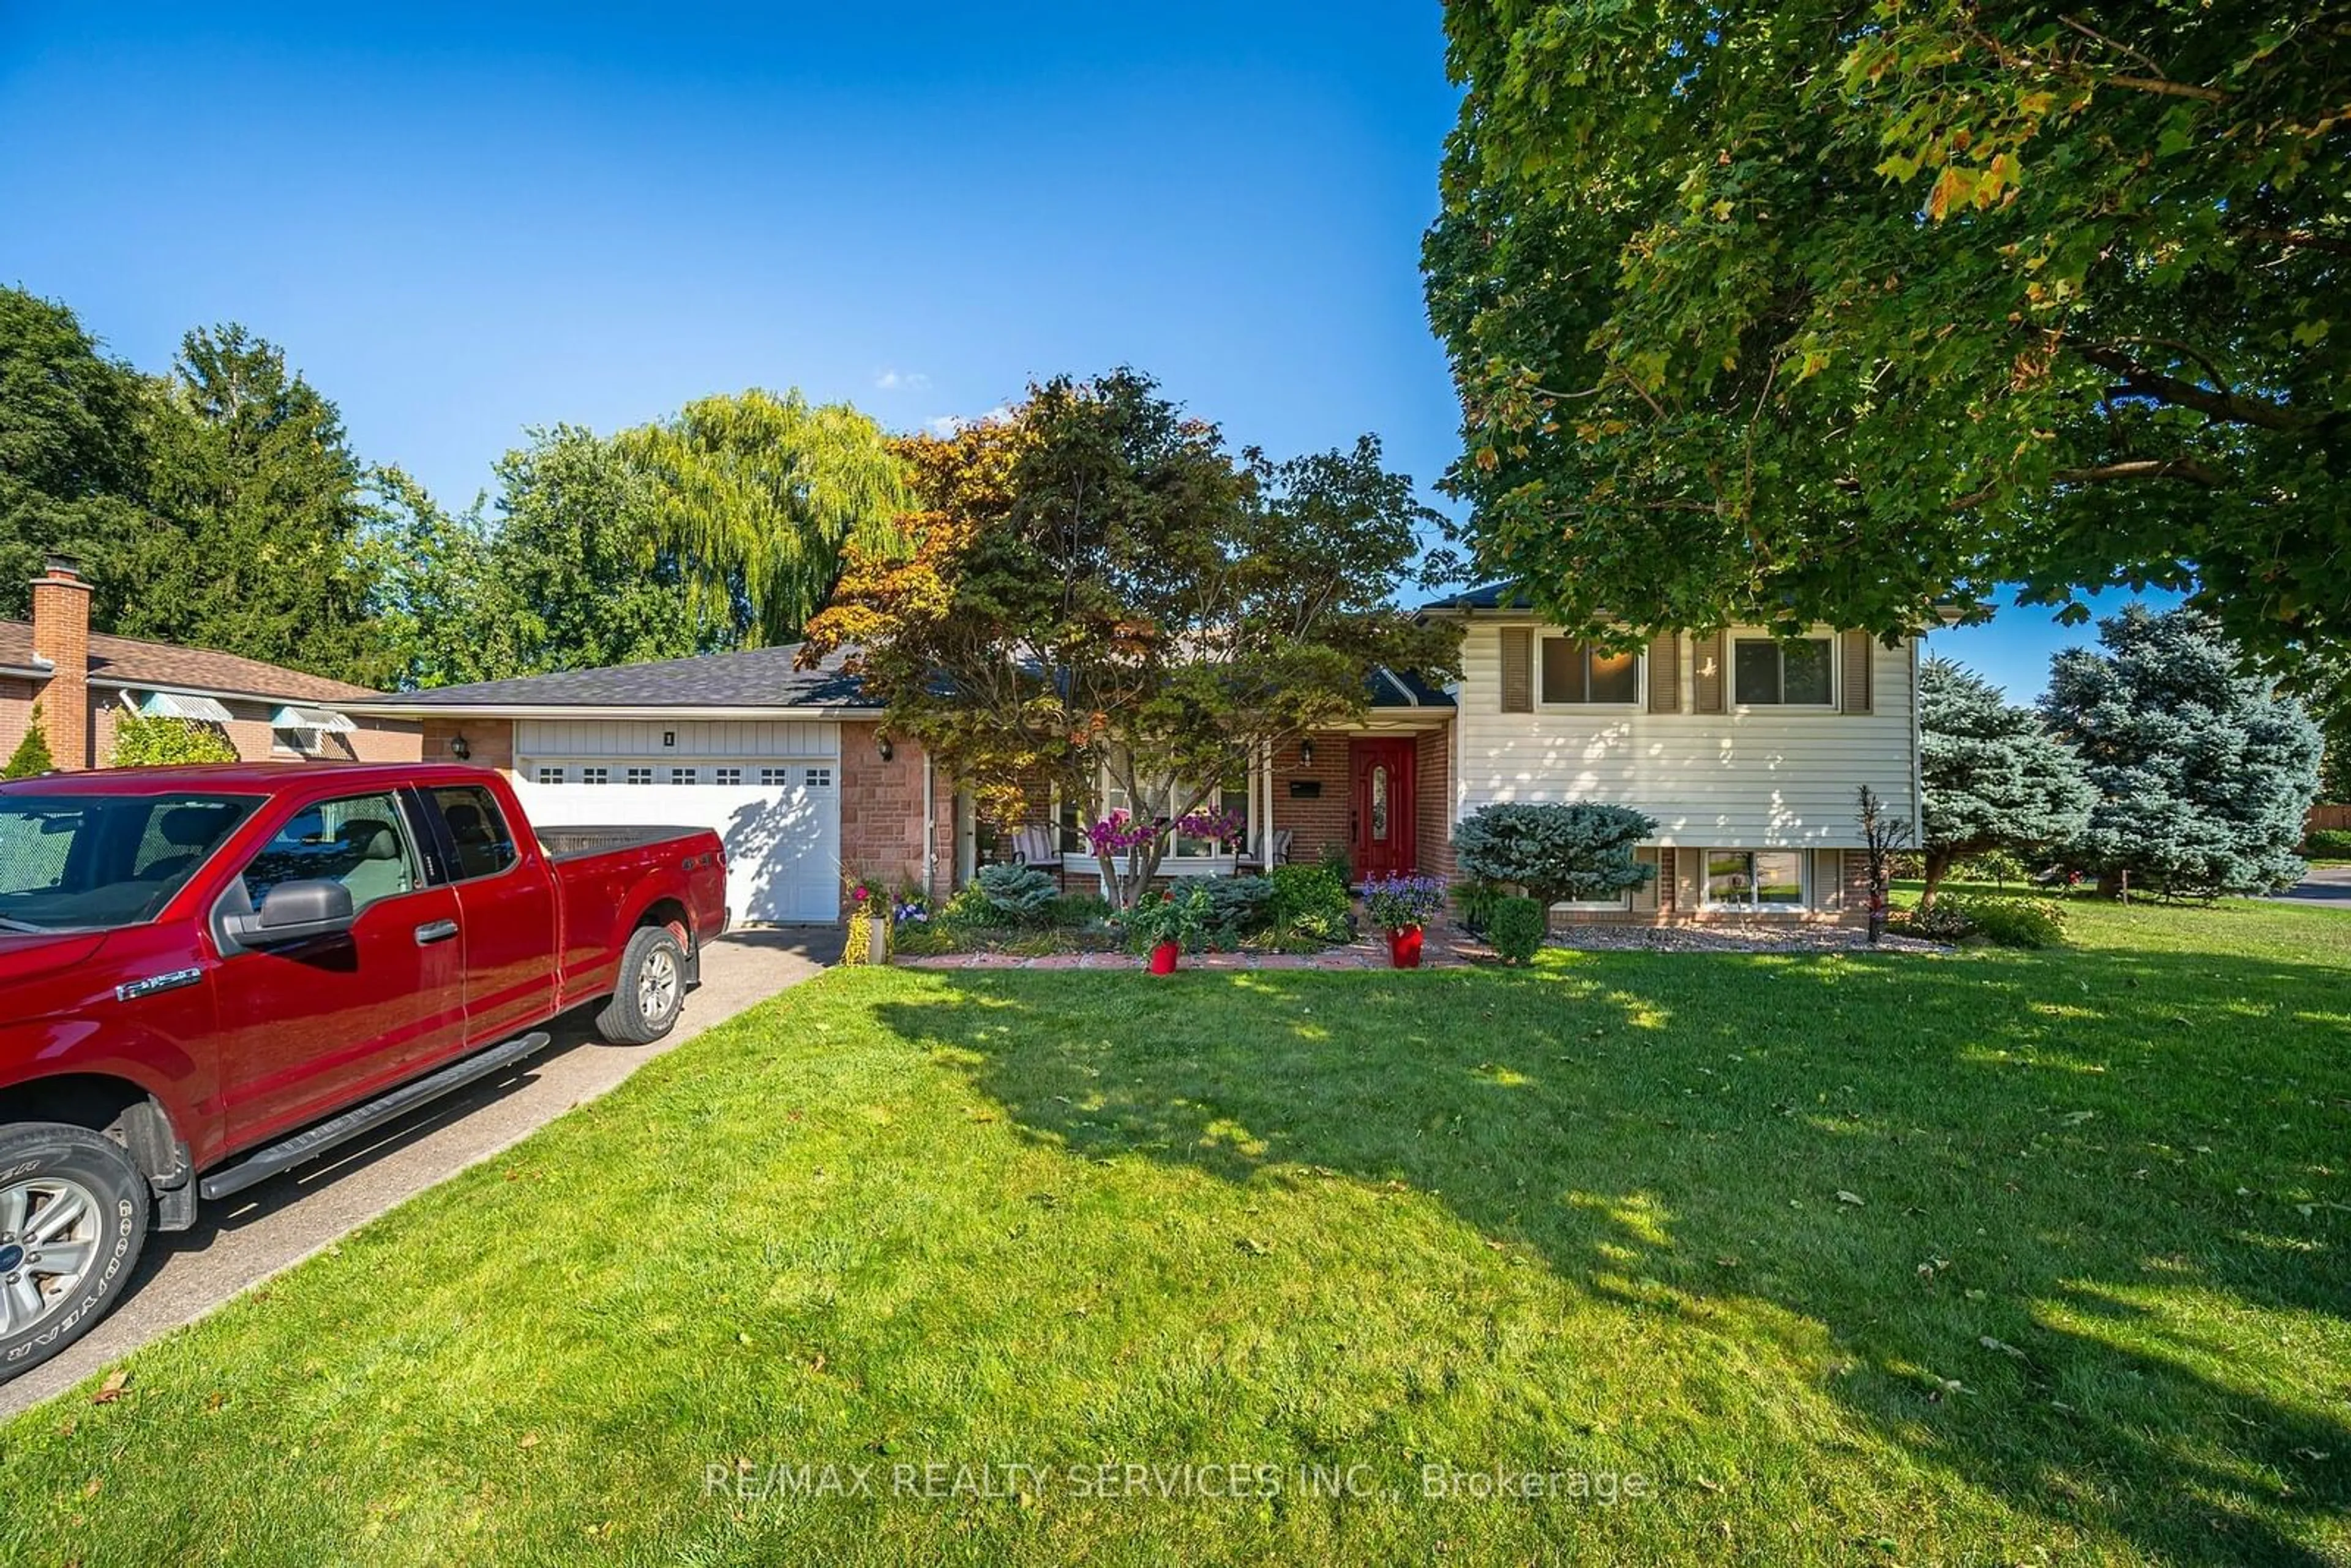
[198,1031,555,1202]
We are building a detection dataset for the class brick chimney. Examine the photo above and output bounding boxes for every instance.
[29,555,91,770]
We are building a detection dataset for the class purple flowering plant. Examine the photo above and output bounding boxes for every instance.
[1362,872,1447,933]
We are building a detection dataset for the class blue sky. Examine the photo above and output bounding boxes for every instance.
[1,1,2132,697]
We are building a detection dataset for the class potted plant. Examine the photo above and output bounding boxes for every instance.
[1123,887,1209,973]
[1362,872,1447,969]
[846,876,890,964]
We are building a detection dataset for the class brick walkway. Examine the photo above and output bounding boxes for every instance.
[896,930,1489,971]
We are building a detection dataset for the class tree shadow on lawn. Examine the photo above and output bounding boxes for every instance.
[872,943,2351,1566]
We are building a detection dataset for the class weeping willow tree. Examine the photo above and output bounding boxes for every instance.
[617,389,912,645]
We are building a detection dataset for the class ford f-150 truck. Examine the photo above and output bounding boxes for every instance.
[0,762,728,1379]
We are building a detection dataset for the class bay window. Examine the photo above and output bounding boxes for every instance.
[1057,764,1255,866]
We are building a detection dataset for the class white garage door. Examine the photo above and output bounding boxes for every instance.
[512,720,841,924]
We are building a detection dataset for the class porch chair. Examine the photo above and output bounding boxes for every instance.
[1012,825,1062,868]
[1239,827,1293,872]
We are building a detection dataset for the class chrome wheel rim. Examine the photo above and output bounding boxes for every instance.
[639,945,680,1023]
[0,1176,102,1340]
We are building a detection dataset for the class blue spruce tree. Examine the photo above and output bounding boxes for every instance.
[2041,607,2322,899]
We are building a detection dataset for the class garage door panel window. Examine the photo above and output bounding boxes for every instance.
[671,768,697,784]
[716,767,742,786]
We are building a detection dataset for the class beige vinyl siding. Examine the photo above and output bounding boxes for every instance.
[1453,621,1918,849]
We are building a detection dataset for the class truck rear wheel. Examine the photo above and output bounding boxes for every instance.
[0,1122,150,1383]
[596,925,688,1045]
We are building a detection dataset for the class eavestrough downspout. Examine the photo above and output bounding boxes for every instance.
[1908,636,1924,842]
[923,751,937,899]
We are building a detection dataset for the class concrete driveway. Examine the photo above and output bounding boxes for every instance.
[2276,863,2351,907]
[0,926,840,1416]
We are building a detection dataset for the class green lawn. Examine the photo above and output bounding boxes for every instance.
[3,899,2346,1566]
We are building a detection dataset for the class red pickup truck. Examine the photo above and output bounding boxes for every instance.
[0,762,728,1379]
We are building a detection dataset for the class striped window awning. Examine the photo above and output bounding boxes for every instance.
[137,691,234,724]
[271,705,356,733]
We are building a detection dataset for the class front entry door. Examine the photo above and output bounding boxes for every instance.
[1349,738,1417,883]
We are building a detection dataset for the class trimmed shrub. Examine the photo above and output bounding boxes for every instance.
[939,883,999,927]
[1043,893,1112,928]
[2304,828,2351,860]
[975,862,1058,923]
[1486,896,1547,964]
[1268,863,1351,943]
[2,703,54,779]
[108,712,236,767]
[1453,802,1658,908]
[1892,893,2066,948]
[1202,875,1275,940]
[1454,876,1504,934]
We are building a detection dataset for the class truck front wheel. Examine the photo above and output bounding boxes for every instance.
[596,925,689,1045]
[0,1122,150,1382]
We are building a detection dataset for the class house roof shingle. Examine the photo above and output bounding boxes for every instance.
[0,621,382,705]
[1417,582,1534,613]
[347,640,1452,714]
[348,642,880,712]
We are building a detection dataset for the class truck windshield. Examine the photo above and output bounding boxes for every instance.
[0,792,261,932]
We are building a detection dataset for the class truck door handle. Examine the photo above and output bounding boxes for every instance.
[414,919,459,945]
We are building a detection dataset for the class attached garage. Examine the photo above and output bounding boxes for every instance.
[341,643,950,926]
[513,720,841,924]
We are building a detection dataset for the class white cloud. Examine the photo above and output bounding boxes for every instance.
[873,369,931,392]
[924,406,1011,437]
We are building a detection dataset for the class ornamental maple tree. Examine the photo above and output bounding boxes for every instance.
[801,369,1459,909]
[1426,1,2349,663]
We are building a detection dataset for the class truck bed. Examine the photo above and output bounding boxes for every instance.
[537,823,711,861]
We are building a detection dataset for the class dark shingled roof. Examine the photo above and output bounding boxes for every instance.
[353,640,1453,713]
[1417,582,1532,612]
[1367,666,1455,708]
[353,642,880,711]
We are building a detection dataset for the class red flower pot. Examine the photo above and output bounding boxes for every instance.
[1149,940,1181,975]
[1387,925,1423,969]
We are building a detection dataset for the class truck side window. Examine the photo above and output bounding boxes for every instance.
[241,792,420,913]
[432,787,519,880]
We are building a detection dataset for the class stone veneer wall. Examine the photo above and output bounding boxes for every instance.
[837,721,955,913]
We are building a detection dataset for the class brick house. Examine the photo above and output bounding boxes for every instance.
[1,558,418,771]
[349,587,1922,928]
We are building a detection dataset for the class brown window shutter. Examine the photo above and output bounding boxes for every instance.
[1499,627,1534,713]
[1811,848,1843,910]
[1840,630,1874,715]
[1631,847,1660,912]
[1646,636,1681,713]
[1692,631,1727,713]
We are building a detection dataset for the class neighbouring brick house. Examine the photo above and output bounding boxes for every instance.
[348,585,1923,928]
[0,558,418,772]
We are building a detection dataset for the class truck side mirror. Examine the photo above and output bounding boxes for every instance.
[223,879,358,948]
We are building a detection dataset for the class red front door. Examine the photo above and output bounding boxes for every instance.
[1349,738,1417,883]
